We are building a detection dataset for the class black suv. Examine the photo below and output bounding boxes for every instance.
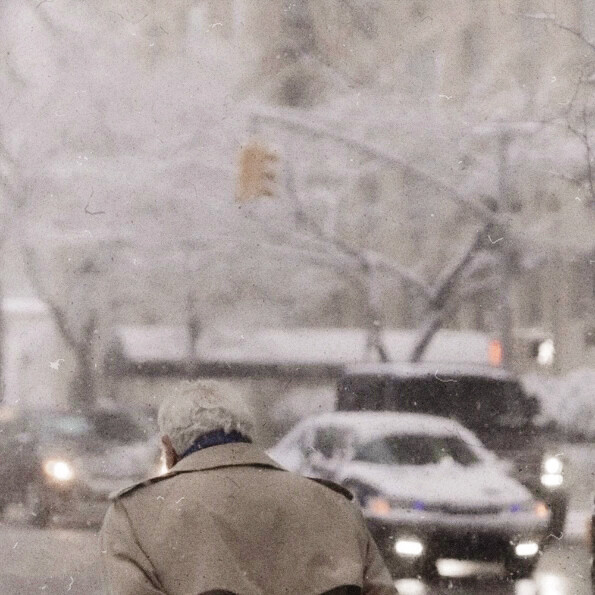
[0,407,159,526]
[336,362,569,538]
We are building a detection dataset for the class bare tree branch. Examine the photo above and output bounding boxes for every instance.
[549,22,595,54]
[248,112,499,362]
[501,7,595,53]
[581,107,595,205]
[252,109,505,226]
[408,309,448,364]
[565,72,587,120]
[281,158,434,295]
[27,0,63,37]
[430,225,489,305]
[410,225,488,362]
[502,14,595,207]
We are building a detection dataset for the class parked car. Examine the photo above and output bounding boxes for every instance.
[269,411,550,580]
[0,406,161,527]
[336,362,569,539]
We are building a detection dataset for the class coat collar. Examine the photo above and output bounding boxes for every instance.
[111,443,285,501]
[171,441,284,474]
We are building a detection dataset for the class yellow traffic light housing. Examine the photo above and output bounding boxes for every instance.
[236,141,279,201]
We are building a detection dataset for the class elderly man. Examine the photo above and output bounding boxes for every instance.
[100,381,397,595]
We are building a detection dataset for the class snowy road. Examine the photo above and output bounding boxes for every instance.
[396,543,592,594]
[0,525,591,595]
[0,525,103,594]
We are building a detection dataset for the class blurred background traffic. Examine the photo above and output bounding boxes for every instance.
[0,1,594,593]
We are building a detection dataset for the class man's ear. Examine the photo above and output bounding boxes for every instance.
[161,435,179,469]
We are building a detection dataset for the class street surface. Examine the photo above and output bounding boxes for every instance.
[0,524,590,595]
[396,543,592,594]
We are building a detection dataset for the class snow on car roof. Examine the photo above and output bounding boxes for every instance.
[342,361,514,381]
[301,411,480,443]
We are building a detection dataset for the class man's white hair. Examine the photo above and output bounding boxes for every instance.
[158,380,255,455]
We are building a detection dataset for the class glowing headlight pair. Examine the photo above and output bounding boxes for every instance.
[43,459,74,482]
[540,456,564,487]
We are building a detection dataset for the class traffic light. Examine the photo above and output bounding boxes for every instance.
[236,141,279,201]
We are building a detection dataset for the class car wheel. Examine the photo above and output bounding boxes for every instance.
[25,483,51,528]
[504,557,538,580]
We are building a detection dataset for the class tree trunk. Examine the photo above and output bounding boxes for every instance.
[67,314,97,410]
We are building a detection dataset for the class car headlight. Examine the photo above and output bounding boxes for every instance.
[43,459,74,482]
[366,496,392,515]
[365,496,425,515]
[514,541,539,557]
[510,500,549,519]
[395,537,425,557]
[541,472,563,487]
[543,456,563,475]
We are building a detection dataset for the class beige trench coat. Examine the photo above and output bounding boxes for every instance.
[100,442,396,595]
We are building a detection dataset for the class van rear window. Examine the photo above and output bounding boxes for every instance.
[337,374,534,433]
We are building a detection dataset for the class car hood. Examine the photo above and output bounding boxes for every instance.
[78,442,158,480]
[341,462,533,507]
[41,440,158,481]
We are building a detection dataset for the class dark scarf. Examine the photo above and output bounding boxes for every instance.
[181,429,252,459]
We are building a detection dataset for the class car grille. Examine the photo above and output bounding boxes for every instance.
[432,532,511,560]
[425,504,505,515]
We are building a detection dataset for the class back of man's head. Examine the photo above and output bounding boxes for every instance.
[158,380,255,456]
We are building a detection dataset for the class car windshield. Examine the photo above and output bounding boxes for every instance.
[353,434,481,467]
[34,415,93,440]
[87,411,146,444]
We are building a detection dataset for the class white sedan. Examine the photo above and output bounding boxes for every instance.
[269,411,550,580]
